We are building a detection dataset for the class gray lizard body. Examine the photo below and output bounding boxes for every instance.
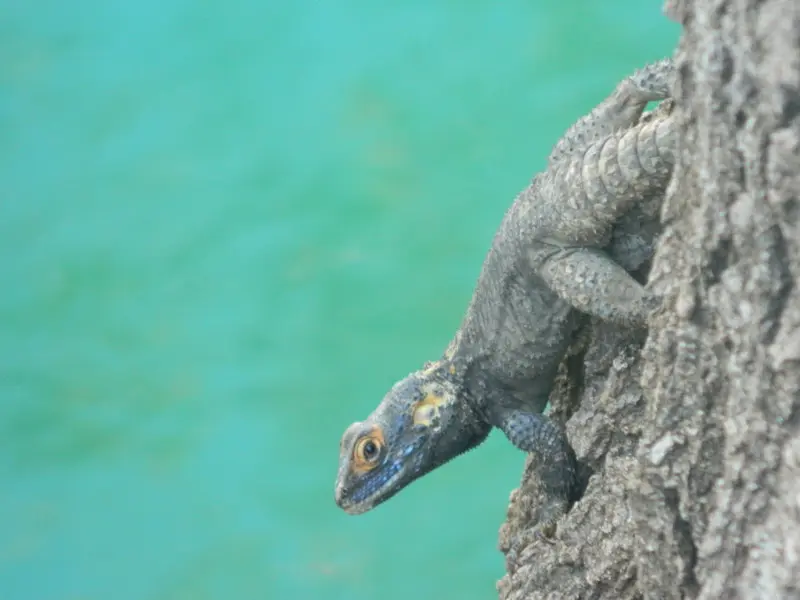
[335,59,677,533]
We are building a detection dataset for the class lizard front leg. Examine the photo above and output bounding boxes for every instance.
[548,58,675,165]
[494,407,580,537]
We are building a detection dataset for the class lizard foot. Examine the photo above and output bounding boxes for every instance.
[624,58,675,103]
[519,464,572,543]
[499,484,569,573]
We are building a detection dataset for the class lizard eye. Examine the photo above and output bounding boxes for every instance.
[355,436,383,465]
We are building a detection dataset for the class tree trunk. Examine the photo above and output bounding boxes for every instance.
[497,1,800,598]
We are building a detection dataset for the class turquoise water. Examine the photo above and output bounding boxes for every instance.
[1,2,677,598]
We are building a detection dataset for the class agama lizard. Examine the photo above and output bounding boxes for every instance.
[335,59,677,534]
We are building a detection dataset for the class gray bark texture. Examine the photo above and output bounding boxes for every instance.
[497,1,800,599]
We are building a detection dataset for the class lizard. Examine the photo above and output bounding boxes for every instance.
[334,58,678,535]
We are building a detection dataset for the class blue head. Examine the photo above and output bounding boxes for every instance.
[334,363,490,515]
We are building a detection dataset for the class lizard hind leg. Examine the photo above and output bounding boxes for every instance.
[547,58,675,165]
[538,245,662,328]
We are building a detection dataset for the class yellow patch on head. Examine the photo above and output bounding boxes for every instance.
[412,392,445,427]
[351,426,385,474]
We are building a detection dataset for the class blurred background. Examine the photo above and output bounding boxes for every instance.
[0,1,677,599]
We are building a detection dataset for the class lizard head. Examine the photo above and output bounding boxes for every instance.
[334,362,488,515]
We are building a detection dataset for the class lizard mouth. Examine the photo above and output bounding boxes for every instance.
[338,499,373,516]
[335,459,407,515]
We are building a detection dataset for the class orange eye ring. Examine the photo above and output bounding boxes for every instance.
[354,435,383,467]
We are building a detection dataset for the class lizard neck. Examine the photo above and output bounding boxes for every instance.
[446,324,568,424]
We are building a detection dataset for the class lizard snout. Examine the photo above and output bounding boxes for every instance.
[334,481,352,511]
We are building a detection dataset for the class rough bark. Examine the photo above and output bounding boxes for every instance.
[497,1,800,598]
